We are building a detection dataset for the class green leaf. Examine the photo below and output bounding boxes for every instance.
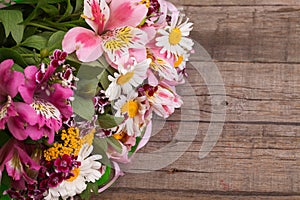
[58,0,73,22]
[72,95,95,121]
[98,114,124,129]
[79,182,98,200]
[0,171,11,200]
[12,63,24,73]
[0,131,11,148]
[47,31,65,51]
[106,137,122,154]
[0,10,24,44]
[40,4,59,16]
[97,69,110,89]
[14,46,36,65]
[21,35,47,50]
[93,137,108,152]
[92,137,112,166]
[0,48,27,67]
[74,0,83,13]
[97,166,111,186]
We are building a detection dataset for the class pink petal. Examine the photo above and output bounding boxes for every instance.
[62,27,103,62]
[19,66,38,104]
[106,0,148,30]
[84,0,110,34]
[0,59,25,99]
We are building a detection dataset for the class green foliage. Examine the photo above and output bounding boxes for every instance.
[0,10,24,44]
[98,114,124,129]
[47,31,65,51]
[21,35,47,50]
[0,172,11,200]
[0,48,27,66]
[106,137,123,154]
[79,182,99,200]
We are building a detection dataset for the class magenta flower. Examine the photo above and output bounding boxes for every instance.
[0,59,25,102]
[54,154,73,173]
[15,51,74,143]
[62,0,149,63]
[0,59,24,129]
[0,139,41,190]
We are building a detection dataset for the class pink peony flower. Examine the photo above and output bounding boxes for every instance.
[62,0,149,63]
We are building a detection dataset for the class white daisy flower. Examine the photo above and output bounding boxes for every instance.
[105,59,151,101]
[44,144,103,200]
[156,12,194,58]
[113,92,148,136]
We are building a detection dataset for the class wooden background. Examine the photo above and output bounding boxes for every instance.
[95,1,300,199]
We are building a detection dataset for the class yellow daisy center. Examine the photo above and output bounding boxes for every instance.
[174,55,184,68]
[121,100,139,118]
[117,71,134,85]
[169,27,182,45]
[67,168,80,182]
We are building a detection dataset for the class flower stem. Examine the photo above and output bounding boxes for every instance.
[27,22,59,32]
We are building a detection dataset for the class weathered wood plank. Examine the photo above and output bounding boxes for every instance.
[99,189,300,200]
[92,1,300,199]
[170,62,300,123]
[184,6,300,63]
[171,0,300,6]
[101,122,300,194]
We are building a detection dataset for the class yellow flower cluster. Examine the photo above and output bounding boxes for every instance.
[44,127,83,161]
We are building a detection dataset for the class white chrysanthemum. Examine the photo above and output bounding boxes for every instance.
[105,59,151,101]
[156,13,194,58]
[44,144,103,200]
[113,92,148,136]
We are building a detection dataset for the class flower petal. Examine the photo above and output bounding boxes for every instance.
[84,0,110,34]
[62,27,103,62]
[105,0,148,30]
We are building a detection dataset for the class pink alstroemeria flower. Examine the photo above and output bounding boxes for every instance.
[142,83,183,118]
[0,139,41,190]
[0,59,24,130]
[17,51,73,143]
[62,0,149,63]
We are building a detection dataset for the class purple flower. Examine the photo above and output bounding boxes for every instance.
[48,173,64,188]
[54,154,72,173]
[0,139,41,190]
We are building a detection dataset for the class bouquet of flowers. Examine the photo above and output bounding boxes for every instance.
[0,0,193,199]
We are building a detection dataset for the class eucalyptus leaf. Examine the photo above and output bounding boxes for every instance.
[92,140,111,166]
[98,114,124,129]
[21,35,47,50]
[72,94,95,121]
[106,137,123,154]
[97,69,110,89]
[0,10,24,44]
[93,137,108,152]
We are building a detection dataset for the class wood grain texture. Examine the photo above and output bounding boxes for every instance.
[92,1,300,199]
